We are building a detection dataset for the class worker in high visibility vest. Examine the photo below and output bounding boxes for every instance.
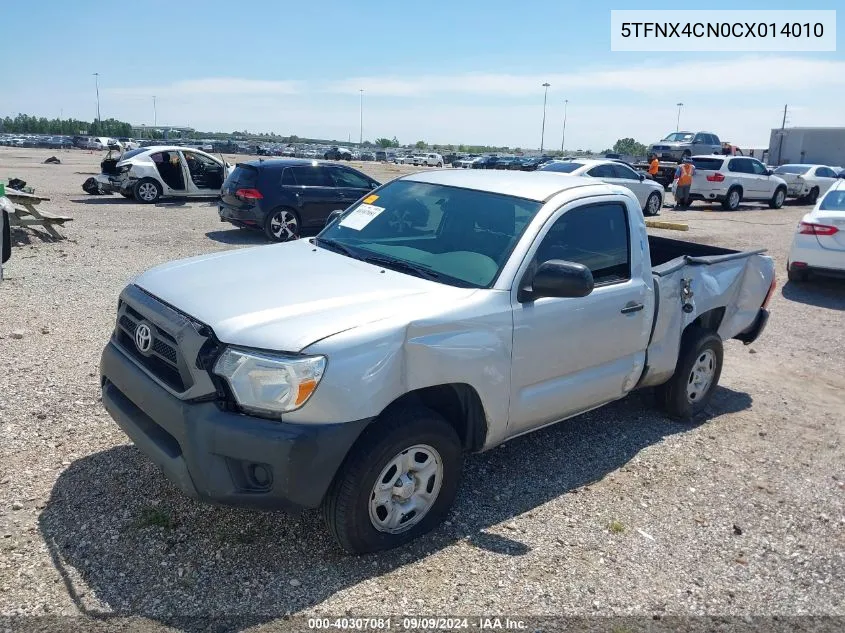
[674,157,695,209]
[648,154,659,177]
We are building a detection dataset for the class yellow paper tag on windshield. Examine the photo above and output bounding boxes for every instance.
[363,194,379,204]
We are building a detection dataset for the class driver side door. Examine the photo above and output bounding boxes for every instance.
[508,200,650,437]
[182,151,225,195]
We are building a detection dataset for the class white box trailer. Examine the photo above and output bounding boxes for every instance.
[769,127,845,167]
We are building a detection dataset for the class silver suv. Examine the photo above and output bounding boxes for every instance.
[649,131,721,162]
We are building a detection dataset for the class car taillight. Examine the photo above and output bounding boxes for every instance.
[761,277,777,309]
[235,188,263,201]
[706,172,725,182]
[798,221,838,236]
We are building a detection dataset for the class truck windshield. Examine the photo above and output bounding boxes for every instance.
[316,180,542,288]
[663,133,694,142]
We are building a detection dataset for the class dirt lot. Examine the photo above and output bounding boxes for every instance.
[0,148,843,629]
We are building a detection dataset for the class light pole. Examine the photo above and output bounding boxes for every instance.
[93,73,101,125]
[560,99,569,153]
[676,102,683,131]
[359,89,364,147]
[153,95,157,128]
[540,82,550,153]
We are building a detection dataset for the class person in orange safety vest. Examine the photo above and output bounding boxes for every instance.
[648,154,659,177]
[674,157,695,209]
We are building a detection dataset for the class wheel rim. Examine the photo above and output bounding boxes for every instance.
[729,191,740,208]
[687,349,716,403]
[369,444,443,534]
[270,210,299,240]
[776,191,784,206]
[138,182,158,201]
[648,193,660,215]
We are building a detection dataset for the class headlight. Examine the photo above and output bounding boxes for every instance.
[213,348,326,417]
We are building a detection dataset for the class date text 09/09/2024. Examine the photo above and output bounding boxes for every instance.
[307,617,528,630]
[620,22,824,39]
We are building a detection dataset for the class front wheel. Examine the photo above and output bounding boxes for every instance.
[657,328,723,421]
[323,406,463,554]
[769,187,786,209]
[263,207,300,242]
[644,191,661,216]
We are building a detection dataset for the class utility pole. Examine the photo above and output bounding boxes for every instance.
[153,96,157,128]
[540,83,550,153]
[560,99,568,153]
[359,89,364,147]
[93,73,101,125]
[776,104,788,166]
[676,102,683,131]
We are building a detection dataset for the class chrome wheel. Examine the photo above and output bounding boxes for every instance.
[647,192,661,215]
[368,444,443,534]
[775,190,785,207]
[269,209,299,241]
[138,182,159,201]
[687,349,716,403]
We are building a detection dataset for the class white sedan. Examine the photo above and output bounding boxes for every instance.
[787,179,845,282]
[98,146,233,203]
[538,159,664,216]
[773,164,840,204]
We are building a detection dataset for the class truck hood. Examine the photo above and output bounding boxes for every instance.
[133,239,475,351]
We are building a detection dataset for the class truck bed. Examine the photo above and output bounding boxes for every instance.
[638,235,774,388]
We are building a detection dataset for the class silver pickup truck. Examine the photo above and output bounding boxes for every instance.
[100,170,776,553]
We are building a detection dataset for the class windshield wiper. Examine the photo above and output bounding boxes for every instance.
[315,237,357,258]
[362,255,440,281]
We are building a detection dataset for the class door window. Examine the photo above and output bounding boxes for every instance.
[329,167,371,189]
[816,167,836,178]
[611,164,640,180]
[587,164,616,178]
[534,203,631,285]
[728,158,752,174]
[290,166,333,187]
[749,160,768,175]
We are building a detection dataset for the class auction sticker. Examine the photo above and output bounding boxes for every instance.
[339,203,385,230]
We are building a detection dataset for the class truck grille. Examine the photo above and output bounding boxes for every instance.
[653,145,670,150]
[116,310,185,392]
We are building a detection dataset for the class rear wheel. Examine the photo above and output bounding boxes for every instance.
[644,191,661,216]
[787,261,808,282]
[722,187,742,211]
[806,187,819,205]
[133,178,161,203]
[263,207,300,242]
[657,328,723,421]
[769,187,786,209]
[323,406,463,554]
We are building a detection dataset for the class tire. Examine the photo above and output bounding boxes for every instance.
[323,405,463,554]
[657,327,723,421]
[436,162,443,168]
[806,187,819,205]
[133,178,161,203]
[263,207,300,242]
[644,191,662,216]
[769,187,786,209]
[721,187,742,211]
[787,261,808,282]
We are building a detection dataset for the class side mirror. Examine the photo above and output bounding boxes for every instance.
[370,182,379,190]
[519,260,594,302]
[325,209,344,227]
[766,169,774,176]
[638,173,645,181]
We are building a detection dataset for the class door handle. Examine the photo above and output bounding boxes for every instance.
[621,303,644,314]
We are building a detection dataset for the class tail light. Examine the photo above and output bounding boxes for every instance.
[798,221,839,236]
[761,277,777,309]
[706,172,725,182]
[235,188,263,201]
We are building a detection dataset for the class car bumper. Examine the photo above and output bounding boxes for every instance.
[100,341,371,511]
[786,184,811,197]
[789,238,845,274]
[733,309,770,345]
[218,202,265,227]
[652,149,684,161]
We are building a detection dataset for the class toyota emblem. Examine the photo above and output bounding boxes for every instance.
[134,323,152,353]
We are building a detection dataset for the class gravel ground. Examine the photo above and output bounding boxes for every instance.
[0,148,843,630]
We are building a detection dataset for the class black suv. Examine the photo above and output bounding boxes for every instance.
[218,159,380,241]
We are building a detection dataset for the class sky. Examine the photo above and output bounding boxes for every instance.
[1,0,843,150]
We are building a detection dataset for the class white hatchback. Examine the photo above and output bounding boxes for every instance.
[787,179,845,282]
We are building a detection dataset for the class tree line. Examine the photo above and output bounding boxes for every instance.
[1,113,133,137]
